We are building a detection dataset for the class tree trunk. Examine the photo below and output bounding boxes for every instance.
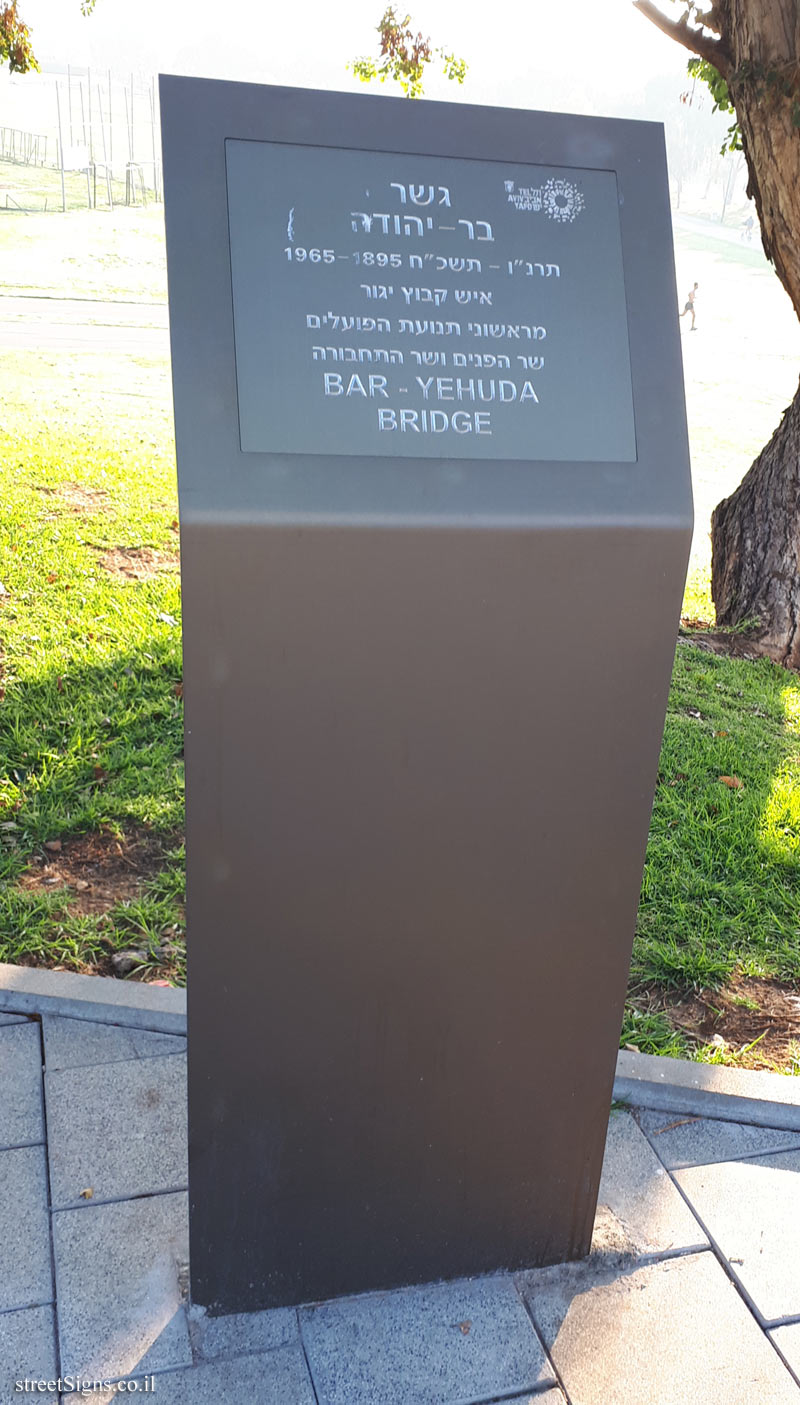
[708,4,800,660]
[711,376,800,666]
[638,0,800,663]
[729,9,800,318]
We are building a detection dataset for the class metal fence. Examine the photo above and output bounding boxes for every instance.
[0,126,48,165]
[0,70,162,212]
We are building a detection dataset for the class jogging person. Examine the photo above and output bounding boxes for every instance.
[679,282,698,330]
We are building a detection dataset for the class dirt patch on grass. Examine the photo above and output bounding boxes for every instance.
[16,828,184,982]
[35,482,111,515]
[95,545,178,581]
[645,974,800,1072]
[19,829,169,916]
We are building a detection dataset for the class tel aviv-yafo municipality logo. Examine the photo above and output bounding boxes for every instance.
[504,178,585,222]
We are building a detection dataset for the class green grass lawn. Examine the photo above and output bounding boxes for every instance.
[0,157,156,216]
[1,205,799,1066]
[641,645,800,986]
[0,419,185,981]
[0,200,168,301]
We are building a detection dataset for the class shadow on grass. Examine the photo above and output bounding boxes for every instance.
[0,641,185,976]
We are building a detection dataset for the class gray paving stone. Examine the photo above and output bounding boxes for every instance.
[593,1108,707,1256]
[187,1302,297,1360]
[772,1324,800,1384]
[638,1108,800,1169]
[52,1190,192,1380]
[520,1250,800,1404]
[46,1053,187,1207]
[0,1145,52,1312]
[675,1149,800,1323]
[43,1014,186,1071]
[0,1013,29,1026]
[0,1306,57,1405]
[0,1021,43,1148]
[300,1274,554,1405]
[60,1343,317,1404]
[475,1394,566,1405]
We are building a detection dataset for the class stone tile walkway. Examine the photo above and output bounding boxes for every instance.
[2,1009,800,1403]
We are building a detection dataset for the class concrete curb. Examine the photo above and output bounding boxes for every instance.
[0,962,186,1034]
[613,1048,800,1132]
[2,965,799,1129]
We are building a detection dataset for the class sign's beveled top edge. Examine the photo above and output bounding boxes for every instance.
[157,74,666,164]
[157,72,667,143]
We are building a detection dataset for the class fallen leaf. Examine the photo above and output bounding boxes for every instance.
[624,1043,641,1053]
[79,1188,94,1200]
[714,730,729,738]
[56,676,64,693]
[173,682,184,698]
[46,573,58,584]
[457,1321,472,1335]
[44,839,62,853]
[93,765,108,782]
[719,775,743,789]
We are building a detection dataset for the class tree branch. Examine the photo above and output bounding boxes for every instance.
[694,6,723,37]
[633,0,732,76]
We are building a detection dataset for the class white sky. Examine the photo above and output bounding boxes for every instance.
[18,0,690,120]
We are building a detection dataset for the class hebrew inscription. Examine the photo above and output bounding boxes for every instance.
[226,141,636,461]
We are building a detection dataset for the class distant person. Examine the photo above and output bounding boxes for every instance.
[742,214,755,241]
[679,283,698,331]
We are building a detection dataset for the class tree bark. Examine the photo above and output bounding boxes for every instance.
[708,3,800,660]
[729,6,800,318]
[638,0,800,664]
[711,376,800,666]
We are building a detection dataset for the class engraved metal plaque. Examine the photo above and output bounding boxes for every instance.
[226,141,636,461]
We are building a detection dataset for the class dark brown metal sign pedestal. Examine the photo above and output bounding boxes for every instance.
[160,77,693,1313]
